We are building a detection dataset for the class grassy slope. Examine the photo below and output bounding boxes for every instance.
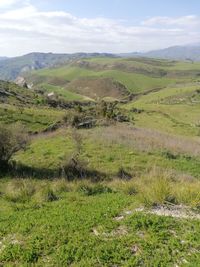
[35,67,173,93]
[125,84,200,137]
[14,127,200,179]
[0,105,65,132]
[0,81,65,132]
[0,80,39,105]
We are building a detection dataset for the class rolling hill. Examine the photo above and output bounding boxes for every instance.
[1,44,200,82]
[0,52,116,81]
[24,56,200,101]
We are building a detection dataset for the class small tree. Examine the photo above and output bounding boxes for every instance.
[0,123,28,170]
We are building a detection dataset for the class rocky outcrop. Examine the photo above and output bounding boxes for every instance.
[15,76,28,88]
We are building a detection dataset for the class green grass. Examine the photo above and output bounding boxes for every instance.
[13,127,200,179]
[0,182,199,266]
[35,66,93,81]
[125,84,200,137]
[2,57,200,266]
[165,61,200,71]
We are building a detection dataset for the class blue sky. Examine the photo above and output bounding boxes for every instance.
[0,0,200,56]
[33,0,200,20]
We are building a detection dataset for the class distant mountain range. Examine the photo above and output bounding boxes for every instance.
[0,57,7,61]
[1,44,200,81]
[0,52,116,80]
[120,44,200,61]
[142,45,200,61]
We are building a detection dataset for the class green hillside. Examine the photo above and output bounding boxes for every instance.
[124,84,200,136]
[25,56,200,102]
[1,57,200,266]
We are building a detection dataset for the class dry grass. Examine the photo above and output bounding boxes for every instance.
[109,167,200,208]
[3,179,36,202]
[88,124,200,157]
[1,167,200,208]
[66,77,128,100]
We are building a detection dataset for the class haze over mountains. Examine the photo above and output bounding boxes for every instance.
[142,44,200,61]
[120,44,200,61]
[0,44,200,81]
[0,57,7,61]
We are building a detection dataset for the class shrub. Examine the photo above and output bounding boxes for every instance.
[0,123,28,170]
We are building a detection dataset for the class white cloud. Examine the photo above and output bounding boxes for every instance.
[142,15,200,28]
[0,0,22,8]
[0,2,200,56]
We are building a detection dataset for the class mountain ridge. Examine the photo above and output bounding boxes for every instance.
[0,52,116,81]
[120,44,200,61]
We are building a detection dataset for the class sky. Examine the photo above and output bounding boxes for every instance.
[0,0,200,56]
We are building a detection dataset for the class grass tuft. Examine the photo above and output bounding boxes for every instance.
[78,182,113,196]
[34,186,59,203]
[4,179,36,203]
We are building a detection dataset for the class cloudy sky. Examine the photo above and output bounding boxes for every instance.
[0,0,200,56]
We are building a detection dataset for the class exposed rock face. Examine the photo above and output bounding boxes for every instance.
[15,76,28,88]
[15,76,33,89]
